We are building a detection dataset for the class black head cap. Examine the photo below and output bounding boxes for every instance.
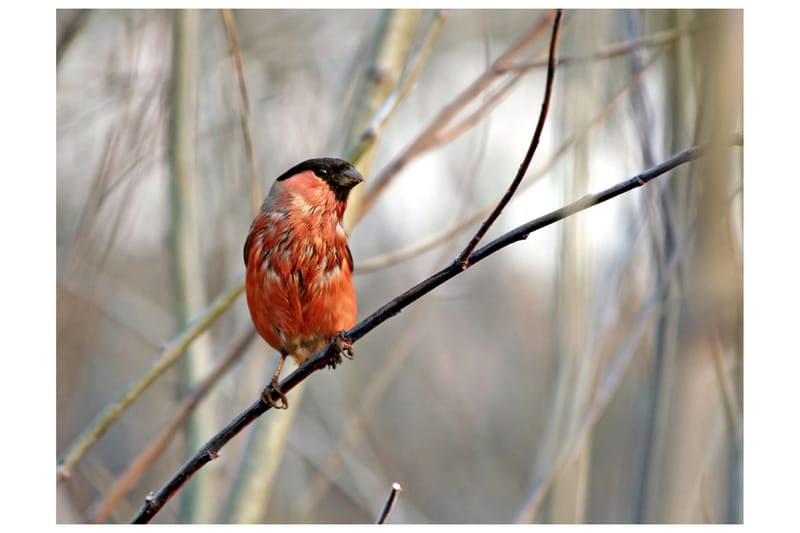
[277,157,363,202]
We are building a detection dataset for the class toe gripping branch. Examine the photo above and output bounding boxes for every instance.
[327,331,354,370]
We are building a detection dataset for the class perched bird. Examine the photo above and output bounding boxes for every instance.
[244,157,363,408]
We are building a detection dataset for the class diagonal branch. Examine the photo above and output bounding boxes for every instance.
[56,273,245,483]
[130,140,721,524]
[356,11,557,220]
[356,46,667,274]
[457,9,562,266]
[88,327,256,523]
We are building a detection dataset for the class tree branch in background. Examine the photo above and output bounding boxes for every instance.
[57,9,90,66]
[355,11,558,220]
[356,47,667,274]
[130,141,720,524]
[55,273,245,483]
[505,20,700,72]
[88,328,256,523]
[347,10,448,168]
[221,9,263,216]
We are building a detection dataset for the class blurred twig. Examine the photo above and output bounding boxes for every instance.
[458,10,561,265]
[221,9,263,217]
[514,242,686,523]
[57,9,90,66]
[168,10,217,522]
[347,11,447,169]
[375,483,403,524]
[56,272,245,483]
[505,21,700,72]
[710,331,742,439]
[355,11,557,221]
[89,328,256,523]
[130,142,718,524]
[344,9,421,229]
[356,48,666,274]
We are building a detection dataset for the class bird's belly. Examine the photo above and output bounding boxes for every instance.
[245,241,356,364]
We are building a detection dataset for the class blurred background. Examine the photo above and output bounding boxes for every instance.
[56,9,743,524]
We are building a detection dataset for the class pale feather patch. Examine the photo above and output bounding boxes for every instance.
[336,221,348,241]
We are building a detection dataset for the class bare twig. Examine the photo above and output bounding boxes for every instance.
[168,10,217,522]
[710,330,743,437]
[457,9,562,266]
[356,48,666,274]
[221,9,263,216]
[514,243,686,523]
[89,328,256,523]
[504,22,700,72]
[342,10,421,193]
[347,10,448,166]
[376,483,403,524]
[131,142,716,523]
[356,11,557,221]
[57,9,90,66]
[56,273,245,483]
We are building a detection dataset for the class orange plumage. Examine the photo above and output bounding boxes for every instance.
[244,158,362,408]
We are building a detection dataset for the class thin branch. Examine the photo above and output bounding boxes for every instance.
[57,9,90,66]
[376,483,403,524]
[433,69,526,147]
[356,47,666,274]
[457,9,562,266]
[710,330,743,438]
[56,273,245,483]
[514,232,693,523]
[504,21,700,73]
[89,328,256,523]
[347,10,448,166]
[130,141,720,524]
[221,9,263,216]
[356,11,557,221]
[169,10,216,522]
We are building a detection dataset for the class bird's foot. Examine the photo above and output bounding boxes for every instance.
[261,379,289,410]
[327,331,354,369]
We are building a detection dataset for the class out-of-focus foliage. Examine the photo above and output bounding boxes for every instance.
[56,9,742,524]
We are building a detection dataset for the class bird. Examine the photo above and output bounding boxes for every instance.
[243,157,363,409]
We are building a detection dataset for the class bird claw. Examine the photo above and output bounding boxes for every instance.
[261,379,289,410]
[327,332,354,369]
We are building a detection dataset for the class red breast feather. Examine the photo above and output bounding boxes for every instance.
[244,168,357,365]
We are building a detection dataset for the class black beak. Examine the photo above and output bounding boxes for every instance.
[335,166,364,190]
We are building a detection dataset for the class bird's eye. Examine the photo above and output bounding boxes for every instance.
[314,167,329,178]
